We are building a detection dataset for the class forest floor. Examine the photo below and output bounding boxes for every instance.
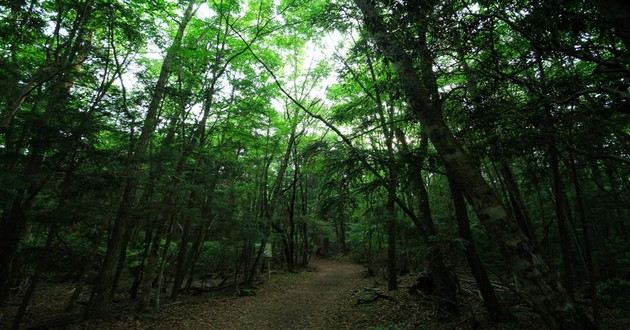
[4,257,628,329]
[74,257,373,330]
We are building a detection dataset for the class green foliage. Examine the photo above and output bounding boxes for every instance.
[1,0,629,327]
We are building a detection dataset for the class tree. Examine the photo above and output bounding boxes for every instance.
[353,0,595,328]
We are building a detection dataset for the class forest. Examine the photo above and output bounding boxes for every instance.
[0,0,629,329]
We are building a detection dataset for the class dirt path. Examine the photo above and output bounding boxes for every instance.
[82,258,369,330]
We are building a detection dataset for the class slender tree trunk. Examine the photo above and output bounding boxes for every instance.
[170,216,192,300]
[184,225,208,289]
[136,212,174,312]
[110,222,134,299]
[299,176,310,266]
[154,220,176,311]
[604,168,628,238]
[171,189,201,299]
[301,224,309,266]
[548,145,576,299]
[569,152,598,321]
[246,232,268,287]
[338,217,347,254]
[385,192,397,291]
[286,160,299,271]
[130,217,156,299]
[500,162,537,246]
[396,130,459,308]
[449,177,511,321]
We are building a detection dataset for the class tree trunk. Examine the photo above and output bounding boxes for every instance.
[396,130,460,309]
[499,162,537,247]
[449,177,511,321]
[246,233,268,287]
[301,224,309,266]
[154,221,176,311]
[130,217,156,299]
[136,213,174,312]
[569,152,598,321]
[171,189,202,300]
[170,216,192,300]
[184,225,208,289]
[110,222,134,299]
[548,145,576,299]
[385,192,397,291]
[338,217,347,254]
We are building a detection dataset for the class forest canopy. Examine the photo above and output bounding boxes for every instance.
[0,0,629,329]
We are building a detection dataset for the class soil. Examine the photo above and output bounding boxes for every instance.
[74,258,371,330]
[5,257,627,329]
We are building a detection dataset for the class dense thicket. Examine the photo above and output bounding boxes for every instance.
[0,0,628,329]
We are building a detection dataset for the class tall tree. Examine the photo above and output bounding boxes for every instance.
[353,0,595,328]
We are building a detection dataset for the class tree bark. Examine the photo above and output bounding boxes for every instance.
[569,152,598,321]
[184,224,209,289]
[170,216,192,300]
[395,130,459,308]
[499,162,537,247]
[385,192,397,291]
[548,145,576,299]
[449,177,511,322]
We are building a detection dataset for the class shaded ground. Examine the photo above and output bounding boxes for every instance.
[75,258,371,330]
[6,258,627,329]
